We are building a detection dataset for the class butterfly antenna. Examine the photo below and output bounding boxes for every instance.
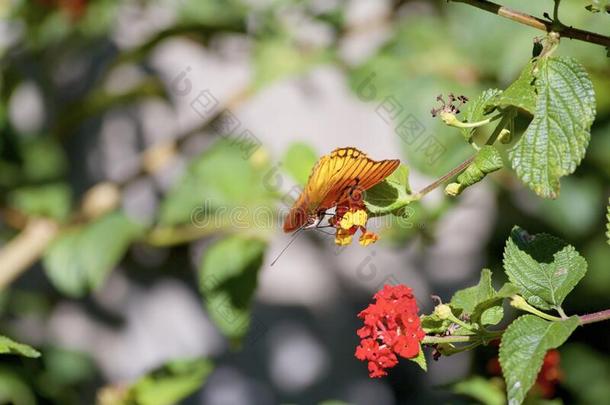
[270,226,306,267]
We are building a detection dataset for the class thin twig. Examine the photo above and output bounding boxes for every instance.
[414,155,476,199]
[0,219,59,289]
[451,0,610,48]
[579,309,610,325]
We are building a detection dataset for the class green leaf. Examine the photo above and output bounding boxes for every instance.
[43,212,143,297]
[460,88,502,140]
[127,358,213,405]
[452,376,506,405]
[503,226,587,311]
[499,315,579,405]
[0,335,40,358]
[0,367,36,405]
[450,146,503,195]
[7,183,72,221]
[283,142,317,186]
[364,164,412,216]
[199,236,266,343]
[420,313,452,334]
[491,60,537,114]
[159,140,273,226]
[509,57,596,199]
[451,269,517,326]
[409,347,427,371]
[473,283,519,326]
[451,269,496,313]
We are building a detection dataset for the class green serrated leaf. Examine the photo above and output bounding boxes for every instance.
[472,283,519,326]
[0,335,40,358]
[409,347,427,371]
[451,269,496,313]
[364,164,412,216]
[420,313,452,334]
[283,142,317,186]
[491,60,537,114]
[127,358,213,405]
[460,88,502,140]
[451,269,516,326]
[43,212,143,297]
[452,376,506,405]
[499,315,579,405]
[199,236,266,343]
[503,227,587,311]
[509,57,596,199]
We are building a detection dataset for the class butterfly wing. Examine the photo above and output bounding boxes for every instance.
[283,147,399,232]
[318,147,400,207]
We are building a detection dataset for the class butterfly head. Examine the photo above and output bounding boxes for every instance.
[283,206,319,233]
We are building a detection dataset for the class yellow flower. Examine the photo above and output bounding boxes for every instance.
[359,231,379,246]
[335,228,353,246]
[352,210,368,227]
[339,211,354,230]
[334,208,375,247]
[340,209,368,229]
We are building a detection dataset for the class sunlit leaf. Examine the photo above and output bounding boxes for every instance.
[490,60,537,115]
[460,88,502,140]
[503,227,587,311]
[0,335,40,358]
[509,57,596,198]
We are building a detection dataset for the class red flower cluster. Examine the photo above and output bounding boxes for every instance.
[355,284,425,378]
[535,349,562,398]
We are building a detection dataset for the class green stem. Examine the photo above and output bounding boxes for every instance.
[422,335,475,344]
[442,112,502,129]
[447,313,476,332]
[484,109,515,146]
[511,295,563,322]
[555,306,568,319]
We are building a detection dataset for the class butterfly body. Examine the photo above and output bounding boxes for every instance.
[283,147,400,232]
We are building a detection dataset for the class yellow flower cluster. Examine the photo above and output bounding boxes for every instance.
[334,209,379,247]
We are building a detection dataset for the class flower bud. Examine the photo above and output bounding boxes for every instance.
[445,183,463,197]
[433,304,453,320]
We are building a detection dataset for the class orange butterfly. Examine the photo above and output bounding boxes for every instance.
[283,147,400,234]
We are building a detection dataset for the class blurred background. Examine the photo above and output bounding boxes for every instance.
[0,0,609,404]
